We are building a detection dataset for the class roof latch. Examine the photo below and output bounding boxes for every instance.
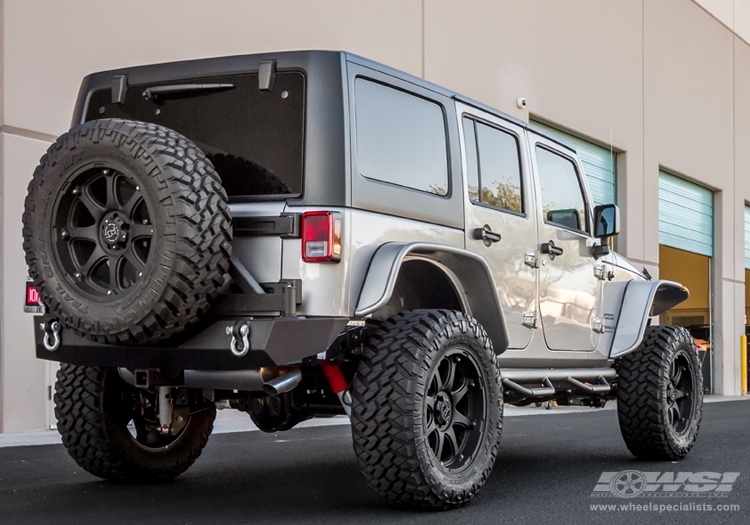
[111,75,128,104]
[258,60,277,92]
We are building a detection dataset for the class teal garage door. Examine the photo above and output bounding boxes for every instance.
[531,122,616,206]
[658,172,713,257]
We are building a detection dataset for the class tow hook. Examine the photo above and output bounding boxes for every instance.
[40,319,61,352]
[229,320,251,357]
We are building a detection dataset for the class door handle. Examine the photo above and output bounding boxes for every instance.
[540,240,563,260]
[473,225,501,246]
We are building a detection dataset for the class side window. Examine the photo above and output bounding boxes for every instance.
[462,118,480,202]
[535,146,588,233]
[462,117,523,214]
[355,78,448,196]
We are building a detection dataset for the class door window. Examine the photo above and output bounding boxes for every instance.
[536,146,588,233]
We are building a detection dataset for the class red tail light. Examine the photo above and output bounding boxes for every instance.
[301,211,341,263]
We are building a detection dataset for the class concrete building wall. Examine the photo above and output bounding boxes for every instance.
[1,0,748,431]
[424,0,645,260]
[644,0,738,397]
[0,0,4,433]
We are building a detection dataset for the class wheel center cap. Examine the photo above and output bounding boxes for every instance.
[103,222,120,244]
[100,213,129,247]
[435,394,452,426]
[441,400,452,422]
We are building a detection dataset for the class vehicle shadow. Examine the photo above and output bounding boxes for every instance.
[2,406,740,525]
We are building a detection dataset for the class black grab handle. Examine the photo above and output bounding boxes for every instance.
[473,226,502,245]
[540,240,563,260]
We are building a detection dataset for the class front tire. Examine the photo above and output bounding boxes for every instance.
[351,310,502,509]
[55,364,216,481]
[616,326,703,460]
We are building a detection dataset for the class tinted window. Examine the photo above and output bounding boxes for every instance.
[86,72,305,201]
[536,146,588,232]
[462,118,480,202]
[355,79,448,196]
[462,117,523,214]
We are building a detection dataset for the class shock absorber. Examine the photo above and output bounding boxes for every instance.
[320,362,351,417]
[158,386,173,433]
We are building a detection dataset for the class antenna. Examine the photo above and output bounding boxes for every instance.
[609,127,615,251]
[610,127,614,178]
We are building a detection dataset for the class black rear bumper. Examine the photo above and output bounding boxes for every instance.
[35,316,349,371]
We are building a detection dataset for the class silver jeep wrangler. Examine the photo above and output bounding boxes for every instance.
[23,51,702,509]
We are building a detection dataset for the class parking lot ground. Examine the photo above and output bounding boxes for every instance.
[0,399,748,525]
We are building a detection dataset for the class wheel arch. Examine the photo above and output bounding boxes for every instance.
[610,280,690,358]
[354,242,510,354]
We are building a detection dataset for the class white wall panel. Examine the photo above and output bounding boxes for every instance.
[3,0,422,136]
[1,133,51,432]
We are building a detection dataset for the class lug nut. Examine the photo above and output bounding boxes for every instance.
[75,273,81,279]
[102,169,109,175]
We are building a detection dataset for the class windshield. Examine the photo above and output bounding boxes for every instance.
[85,71,305,201]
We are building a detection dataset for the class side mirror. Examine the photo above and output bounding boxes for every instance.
[593,204,619,239]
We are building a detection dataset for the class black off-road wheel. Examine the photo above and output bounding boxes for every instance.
[351,310,502,510]
[55,364,216,481]
[617,326,703,460]
[23,118,232,344]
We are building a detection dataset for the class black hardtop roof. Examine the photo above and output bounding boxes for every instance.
[82,49,574,153]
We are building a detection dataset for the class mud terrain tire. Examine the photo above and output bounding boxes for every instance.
[23,118,232,343]
[617,325,703,460]
[55,364,216,481]
[351,309,502,509]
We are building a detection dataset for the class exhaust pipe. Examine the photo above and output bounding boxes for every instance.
[118,368,301,394]
[262,369,302,396]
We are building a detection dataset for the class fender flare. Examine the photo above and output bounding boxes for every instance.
[609,279,690,358]
[355,242,510,354]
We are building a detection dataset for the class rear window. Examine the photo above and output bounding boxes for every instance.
[85,72,305,201]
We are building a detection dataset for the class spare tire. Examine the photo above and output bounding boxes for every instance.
[22,118,232,344]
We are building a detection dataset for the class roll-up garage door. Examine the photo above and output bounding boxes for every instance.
[531,121,616,206]
[745,205,750,268]
[658,172,713,257]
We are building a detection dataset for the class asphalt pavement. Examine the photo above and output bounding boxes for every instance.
[0,399,748,525]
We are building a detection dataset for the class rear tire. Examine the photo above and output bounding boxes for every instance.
[616,326,703,460]
[55,364,216,481]
[351,310,502,509]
